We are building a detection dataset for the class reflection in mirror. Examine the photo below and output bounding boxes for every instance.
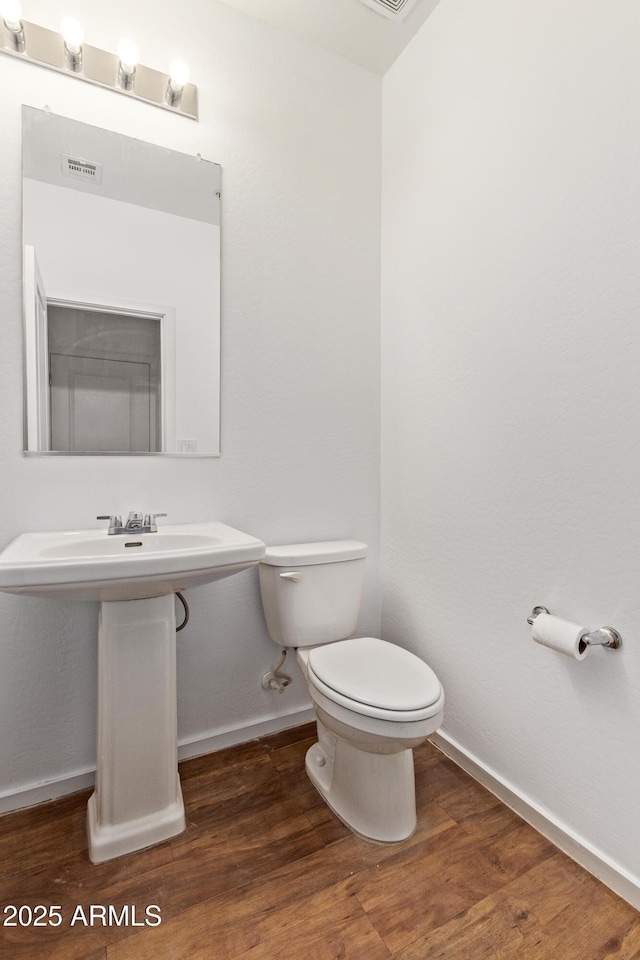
[22,106,221,455]
[48,304,163,452]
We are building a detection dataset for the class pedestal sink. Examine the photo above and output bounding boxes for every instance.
[0,521,265,862]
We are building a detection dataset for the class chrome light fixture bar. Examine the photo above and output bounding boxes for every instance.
[0,8,197,120]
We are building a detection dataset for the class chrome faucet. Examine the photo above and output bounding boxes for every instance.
[97,512,167,535]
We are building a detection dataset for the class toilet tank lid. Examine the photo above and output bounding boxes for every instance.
[262,540,367,566]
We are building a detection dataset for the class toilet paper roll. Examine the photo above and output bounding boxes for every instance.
[531,613,589,660]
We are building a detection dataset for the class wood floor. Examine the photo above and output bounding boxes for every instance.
[0,722,638,959]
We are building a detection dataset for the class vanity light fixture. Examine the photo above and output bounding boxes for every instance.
[166,58,189,106]
[0,0,25,51]
[116,37,138,90]
[60,16,84,72]
[0,6,198,119]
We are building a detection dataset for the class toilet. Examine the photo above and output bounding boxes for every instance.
[259,540,444,843]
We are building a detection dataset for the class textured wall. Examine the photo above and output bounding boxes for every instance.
[0,0,381,802]
[382,0,640,884]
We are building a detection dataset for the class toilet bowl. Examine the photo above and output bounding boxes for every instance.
[259,541,445,843]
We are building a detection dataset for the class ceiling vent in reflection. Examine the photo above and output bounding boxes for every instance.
[357,0,420,21]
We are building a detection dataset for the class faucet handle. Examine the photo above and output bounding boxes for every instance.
[144,512,167,531]
[97,515,123,534]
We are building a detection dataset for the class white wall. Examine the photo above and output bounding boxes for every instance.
[382,0,640,891]
[0,0,381,804]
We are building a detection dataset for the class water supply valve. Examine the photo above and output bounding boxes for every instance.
[261,650,292,694]
[261,671,288,694]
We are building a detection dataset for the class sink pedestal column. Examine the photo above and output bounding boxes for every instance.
[87,595,186,863]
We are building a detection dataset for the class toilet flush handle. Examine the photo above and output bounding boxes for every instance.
[280,571,302,582]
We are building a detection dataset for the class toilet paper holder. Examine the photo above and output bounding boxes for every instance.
[527,606,622,649]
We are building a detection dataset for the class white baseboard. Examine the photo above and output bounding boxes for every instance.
[176,707,315,761]
[431,730,640,912]
[0,707,316,817]
[0,768,96,815]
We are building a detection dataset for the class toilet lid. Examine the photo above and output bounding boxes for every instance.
[307,637,441,712]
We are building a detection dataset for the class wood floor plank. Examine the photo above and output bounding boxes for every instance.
[159,812,331,914]
[226,914,391,960]
[109,904,390,960]
[349,828,493,953]
[106,875,369,960]
[105,797,456,960]
[0,791,91,881]
[452,796,525,841]
[268,736,315,775]
[351,818,556,954]
[173,751,308,848]
[517,881,640,960]
[0,843,173,960]
[392,892,527,960]
[0,726,636,960]
[179,753,282,825]
[179,739,269,786]
[262,721,317,752]
[416,757,502,823]
[389,852,591,959]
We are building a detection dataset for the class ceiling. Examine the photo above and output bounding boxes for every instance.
[218,0,442,75]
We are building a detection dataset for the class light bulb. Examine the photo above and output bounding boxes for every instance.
[169,59,189,89]
[60,16,84,53]
[0,0,22,30]
[117,37,138,73]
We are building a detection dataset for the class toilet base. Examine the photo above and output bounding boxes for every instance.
[305,730,417,843]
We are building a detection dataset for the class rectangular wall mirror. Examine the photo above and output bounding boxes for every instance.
[22,106,221,456]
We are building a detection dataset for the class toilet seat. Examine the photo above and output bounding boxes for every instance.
[307,637,443,722]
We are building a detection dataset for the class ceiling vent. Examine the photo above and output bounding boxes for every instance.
[357,0,421,21]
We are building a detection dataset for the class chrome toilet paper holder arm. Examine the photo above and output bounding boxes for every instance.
[527,606,622,649]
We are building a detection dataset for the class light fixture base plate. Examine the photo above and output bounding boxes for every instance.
[0,19,198,120]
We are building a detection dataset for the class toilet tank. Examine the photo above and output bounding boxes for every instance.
[259,540,367,648]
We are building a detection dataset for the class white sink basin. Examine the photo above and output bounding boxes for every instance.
[0,518,267,862]
[0,521,266,601]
